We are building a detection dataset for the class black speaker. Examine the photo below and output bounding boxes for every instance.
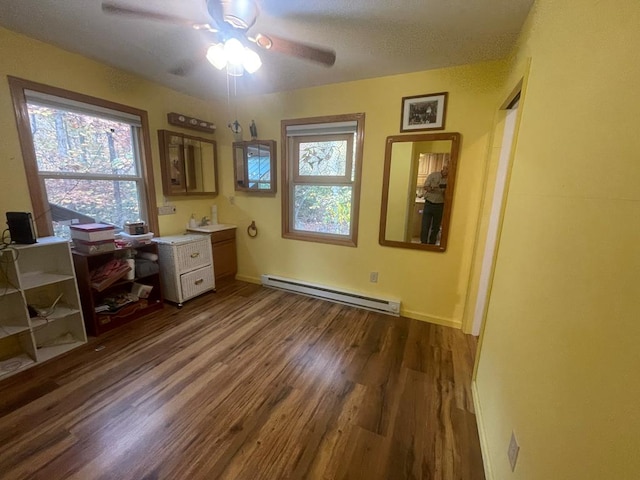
[6,212,37,244]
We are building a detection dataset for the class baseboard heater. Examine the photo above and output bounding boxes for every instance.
[261,274,400,316]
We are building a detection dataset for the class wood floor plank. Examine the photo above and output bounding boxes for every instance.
[0,281,484,480]
[334,426,390,480]
[304,382,368,480]
[352,315,409,436]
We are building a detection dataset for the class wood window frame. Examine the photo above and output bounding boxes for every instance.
[8,76,159,237]
[281,113,365,247]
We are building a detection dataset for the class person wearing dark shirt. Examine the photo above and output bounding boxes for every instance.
[420,164,448,244]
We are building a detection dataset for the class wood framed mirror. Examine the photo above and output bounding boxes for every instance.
[158,130,218,196]
[379,132,460,252]
[233,140,277,194]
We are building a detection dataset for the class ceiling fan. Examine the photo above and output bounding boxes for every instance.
[101,0,336,76]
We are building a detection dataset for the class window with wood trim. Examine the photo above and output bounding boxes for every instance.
[8,77,158,238]
[282,114,365,246]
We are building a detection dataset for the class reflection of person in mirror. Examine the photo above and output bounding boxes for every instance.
[420,164,448,244]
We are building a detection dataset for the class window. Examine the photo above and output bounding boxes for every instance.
[8,77,158,238]
[282,114,365,246]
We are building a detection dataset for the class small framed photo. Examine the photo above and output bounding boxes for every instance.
[400,92,448,132]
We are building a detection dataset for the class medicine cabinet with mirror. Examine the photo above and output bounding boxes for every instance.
[379,132,460,252]
[158,130,218,196]
[233,140,277,194]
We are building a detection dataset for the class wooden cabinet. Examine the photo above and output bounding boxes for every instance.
[0,237,87,379]
[73,243,163,336]
[211,228,237,282]
[187,227,238,283]
[158,130,218,196]
[153,235,215,307]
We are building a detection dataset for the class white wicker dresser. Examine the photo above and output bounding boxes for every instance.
[153,234,215,307]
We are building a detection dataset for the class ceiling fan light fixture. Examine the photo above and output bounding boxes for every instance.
[223,38,246,65]
[206,39,262,76]
[242,47,262,74]
[206,43,227,70]
[226,63,244,77]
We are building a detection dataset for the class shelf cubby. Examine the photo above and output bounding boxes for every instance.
[0,237,87,380]
[72,242,163,336]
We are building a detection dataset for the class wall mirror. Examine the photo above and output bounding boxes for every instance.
[158,130,218,196]
[233,140,277,194]
[379,132,460,252]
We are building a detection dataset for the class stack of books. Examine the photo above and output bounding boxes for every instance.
[70,223,116,254]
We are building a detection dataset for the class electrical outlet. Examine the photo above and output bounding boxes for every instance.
[369,272,378,283]
[158,205,176,215]
[508,431,520,472]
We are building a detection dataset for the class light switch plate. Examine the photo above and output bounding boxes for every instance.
[158,205,176,215]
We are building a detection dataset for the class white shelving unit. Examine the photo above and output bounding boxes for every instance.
[0,236,87,379]
[153,234,215,307]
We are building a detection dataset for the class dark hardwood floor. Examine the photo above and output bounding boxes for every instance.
[0,281,485,480]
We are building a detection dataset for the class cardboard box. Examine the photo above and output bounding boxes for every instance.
[70,223,116,242]
[73,239,116,254]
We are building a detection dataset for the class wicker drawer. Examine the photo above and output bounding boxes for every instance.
[180,265,214,301]
[175,237,211,273]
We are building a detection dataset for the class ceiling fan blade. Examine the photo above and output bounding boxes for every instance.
[102,2,217,31]
[252,34,336,67]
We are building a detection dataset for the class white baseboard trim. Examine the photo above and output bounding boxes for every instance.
[401,309,462,329]
[261,274,401,315]
[237,275,461,327]
[234,274,261,284]
[472,380,494,480]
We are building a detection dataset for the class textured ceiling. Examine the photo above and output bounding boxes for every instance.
[0,0,535,100]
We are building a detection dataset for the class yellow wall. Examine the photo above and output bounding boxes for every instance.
[220,61,508,326]
[0,27,227,237]
[0,27,507,328]
[474,0,640,478]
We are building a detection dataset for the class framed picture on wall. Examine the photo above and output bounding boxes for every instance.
[400,92,448,132]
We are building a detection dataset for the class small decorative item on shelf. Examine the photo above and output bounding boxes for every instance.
[124,221,149,235]
[167,112,216,134]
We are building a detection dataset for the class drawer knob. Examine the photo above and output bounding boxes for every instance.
[194,279,203,285]
[190,252,200,258]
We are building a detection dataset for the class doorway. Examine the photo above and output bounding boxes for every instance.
[471,95,520,336]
